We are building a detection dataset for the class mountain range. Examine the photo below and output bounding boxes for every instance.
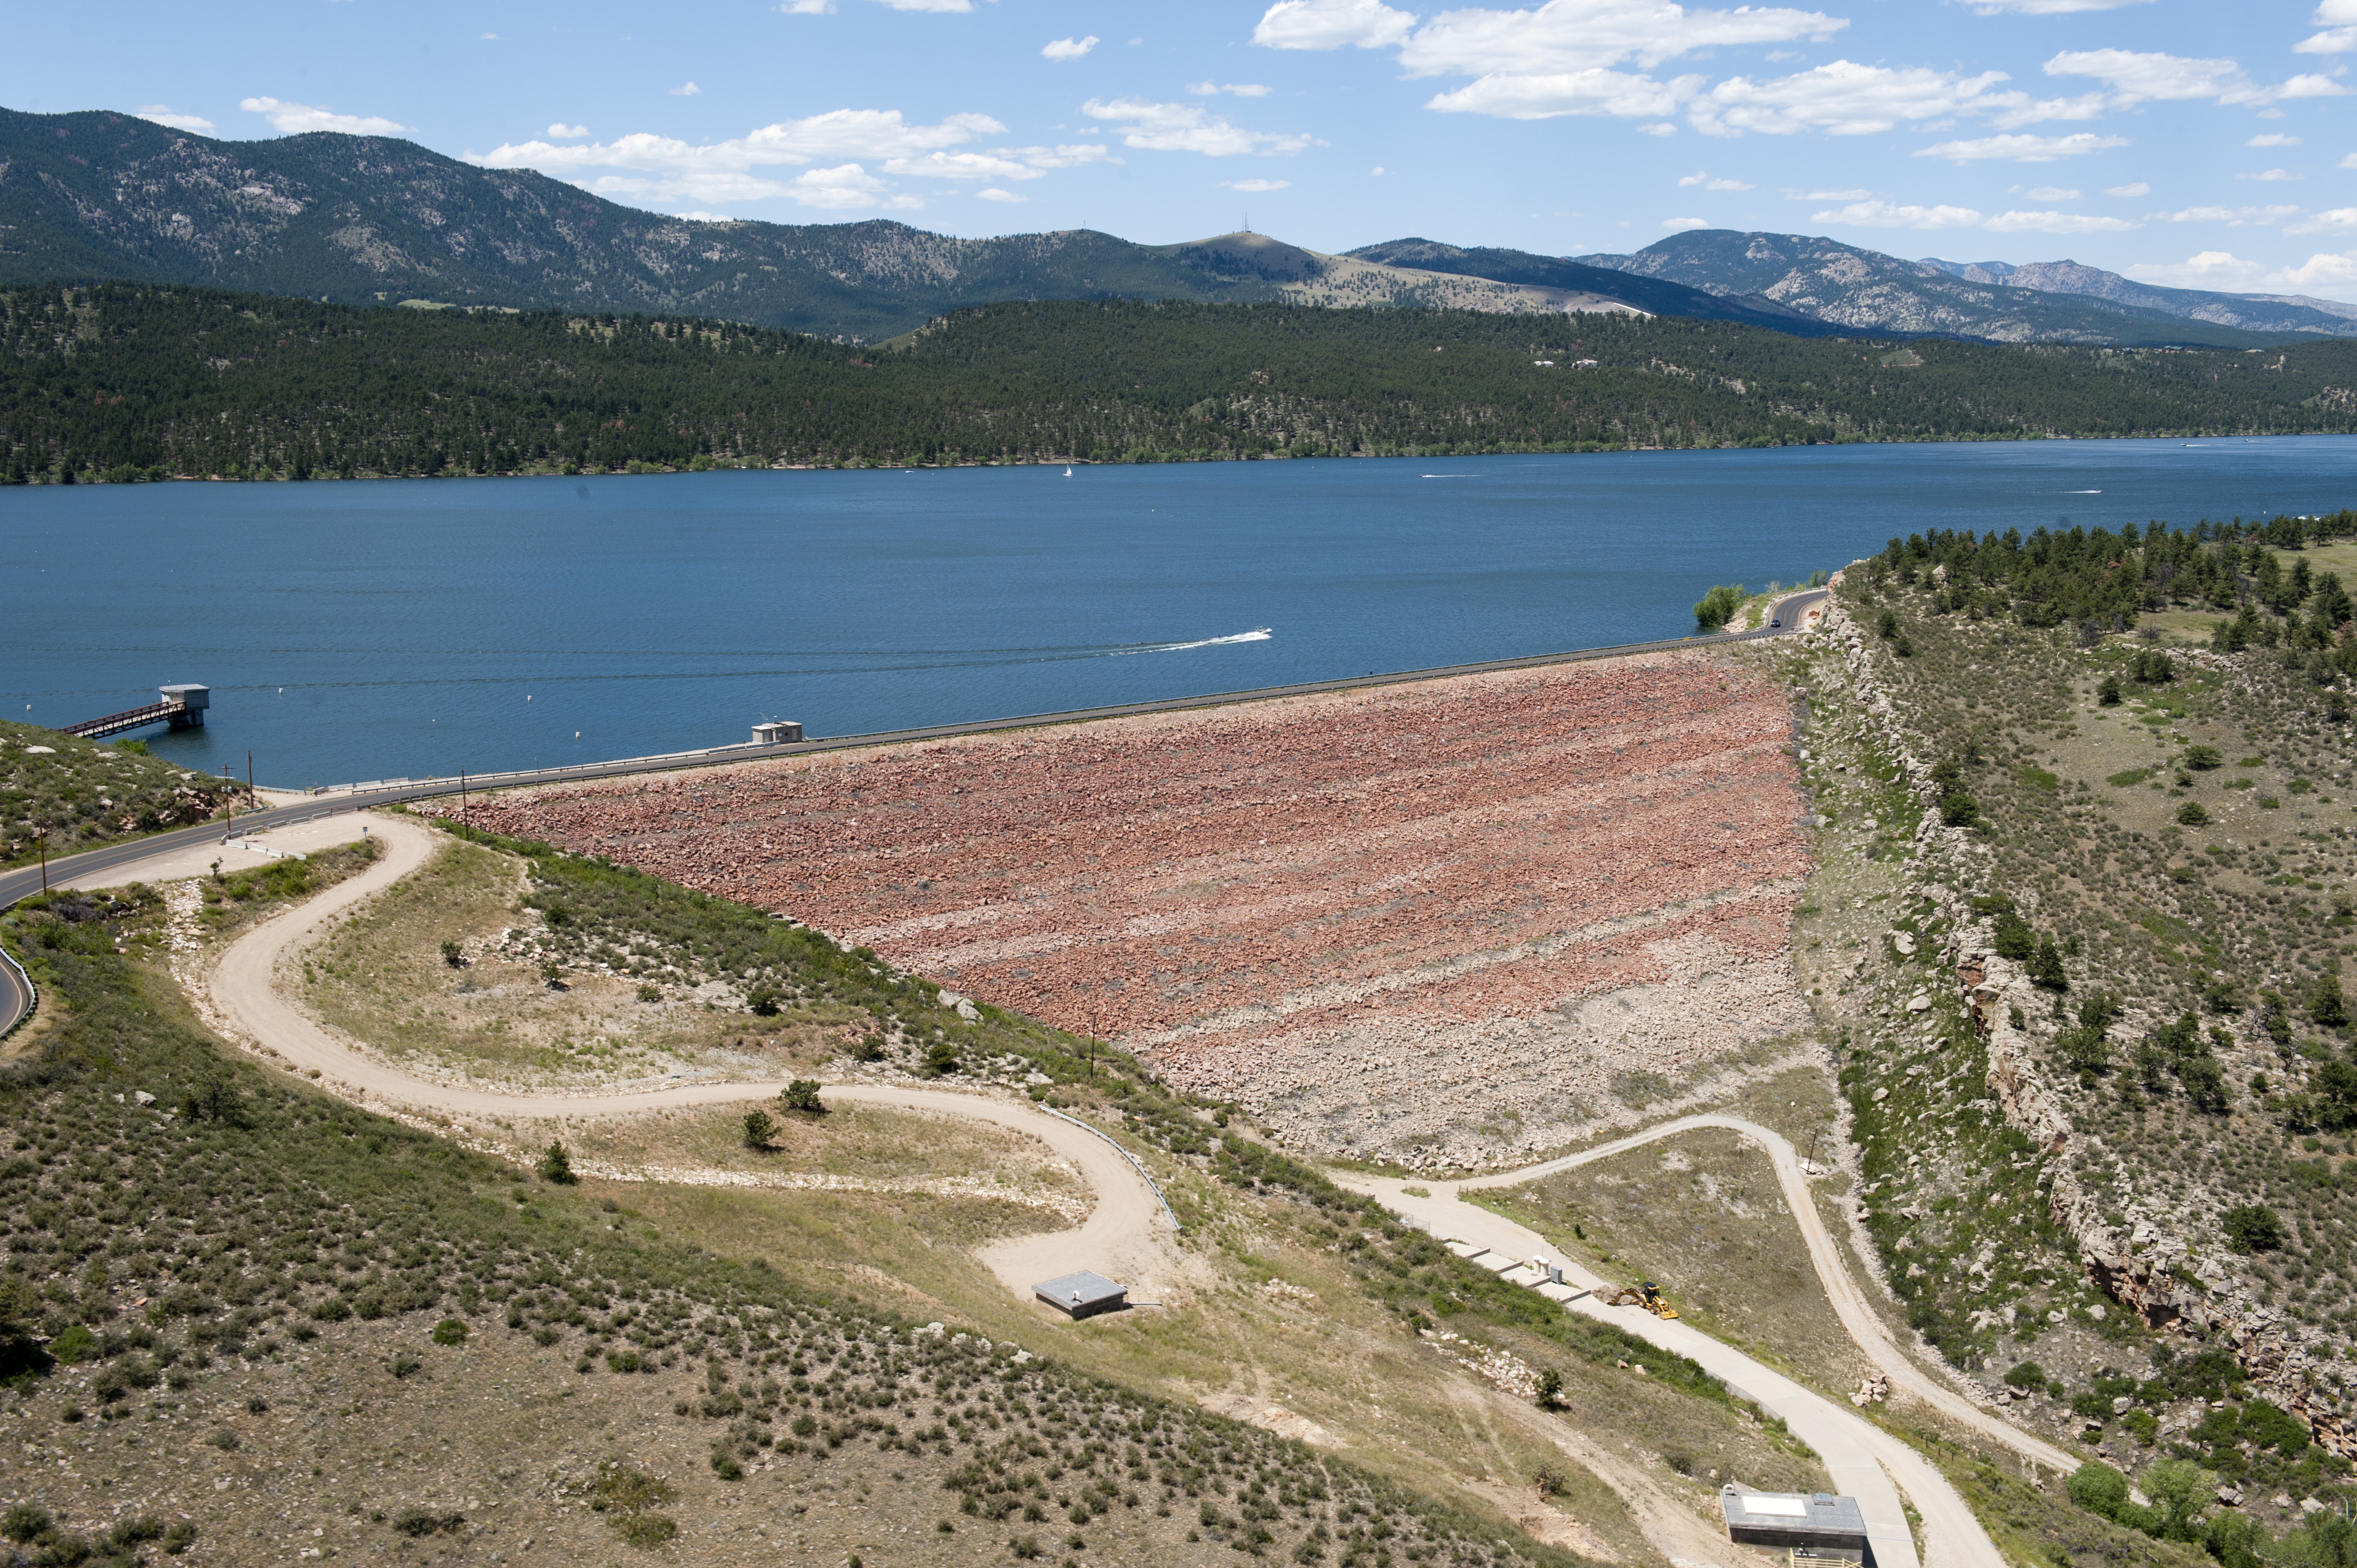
[1,106,2347,348]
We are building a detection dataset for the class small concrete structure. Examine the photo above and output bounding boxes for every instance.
[159,685,210,728]
[1032,1270,1127,1319]
[1720,1488,1870,1566]
[751,720,804,745]
[60,684,210,740]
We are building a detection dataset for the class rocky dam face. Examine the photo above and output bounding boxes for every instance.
[452,651,1811,1169]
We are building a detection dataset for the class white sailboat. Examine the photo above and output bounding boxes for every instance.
[1063,466,1073,477]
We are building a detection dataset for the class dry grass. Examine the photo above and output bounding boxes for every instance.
[300,837,846,1087]
[1480,1126,1876,1405]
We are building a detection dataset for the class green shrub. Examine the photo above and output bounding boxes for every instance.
[49,1323,96,1364]
[742,1110,777,1149]
[2176,802,2209,827]
[1694,584,1746,631]
[2,1505,52,1544]
[538,1141,577,1184]
[2065,1459,2129,1519]
[781,1080,825,1114]
[431,1317,469,1346]
[2222,1204,2286,1252]
[2184,744,2224,770]
[616,1513,679,1547]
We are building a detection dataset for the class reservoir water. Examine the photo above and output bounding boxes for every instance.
[6,436,2355,788]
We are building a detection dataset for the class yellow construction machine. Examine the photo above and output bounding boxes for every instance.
[1604,1281,1680,1319]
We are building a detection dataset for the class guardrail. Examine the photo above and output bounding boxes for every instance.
[0,944,36,1042]
[1037,1102,1182,1234]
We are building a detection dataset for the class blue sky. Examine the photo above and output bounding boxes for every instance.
[12,0,2357,298]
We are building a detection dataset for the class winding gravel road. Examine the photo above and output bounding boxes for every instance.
[1339,1113,2083,1568]
[199,814,1183,1303]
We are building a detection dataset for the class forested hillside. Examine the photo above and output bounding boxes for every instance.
[5,281,2357,482]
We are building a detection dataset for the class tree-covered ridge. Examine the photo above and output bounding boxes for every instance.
[1876,510,2357,654]
[6,283,2357,482]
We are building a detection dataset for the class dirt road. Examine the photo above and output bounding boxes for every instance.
[200,813,2035,1568]
[1453,1114,2081,1473]
[1339,1115,2089,1568]
[201,814,1184,1306]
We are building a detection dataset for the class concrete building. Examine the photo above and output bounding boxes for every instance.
[1719,1488,1870,1566]
[751,721,804,745]
[1032,1270,1127,1319]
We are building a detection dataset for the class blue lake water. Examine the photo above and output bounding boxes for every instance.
[6,436,2356,788]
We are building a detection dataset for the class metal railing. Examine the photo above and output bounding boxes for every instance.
[1038,1103,1182,1234]
[0,944,36,1041]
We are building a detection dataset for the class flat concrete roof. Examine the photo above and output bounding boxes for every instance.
[1033,1270,1126,1315]
[1721,1488,1869,1542]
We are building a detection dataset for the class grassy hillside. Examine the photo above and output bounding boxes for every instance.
[6,283,2357,484]
[0,814,1847,1565]
[1782,507,2357,1551]
[1,721,243,870]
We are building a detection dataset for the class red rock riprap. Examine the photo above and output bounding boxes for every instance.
[443,653,1810,1168]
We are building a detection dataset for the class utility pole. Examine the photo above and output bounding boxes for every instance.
[35,829,47,894]
[246,750,254,801]
[460,771,469,826]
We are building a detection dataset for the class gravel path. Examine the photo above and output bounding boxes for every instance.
[199,813,1186,1306]
[197,808,2041,1568]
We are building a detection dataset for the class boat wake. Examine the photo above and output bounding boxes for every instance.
[1121,628,1275,655]
[2064,489,2103,494]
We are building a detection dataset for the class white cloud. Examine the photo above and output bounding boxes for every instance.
[1983,209,2135,233]
[1916,131,2128,162]
[1188,81,1274,96]
[2124,251,2264,287]
[1661,215,1714,229]
[1253,0,1417,50]
[2106,181,2149,196]
[1079,97,1314,155]
[1638,121,1680,135]
[2287,208,2357,234]
[1966,0,2149,11]
[2021,185,2081,200]
[2044,49,2349,109]
[2248,133,2302,147]
[2123,247,2357,303]
[1694,62,2013,137]
[2147,204,2302,225]
[1397,0,1845,78]
[1222,177,1294,190]
[240,96,408,136]
[2297,2,2357,52]
[1427,68,1697,120]
[471,109,1051,207]
[480,32,500,40]
[976,188,1025,202]
[1678,170,1753,189]
[2346,153,2357,169]
[1371,164,1387,173]
[669,81,702,96]
[1043,35,1099,61]
[995,143,1116,169]
[136,105,216,134]
[547,122,590,138]
[872,0,974,10]
[2238,168,2299,181]
[2265,249,2357,297]
[1811,199,1987,229]
[673,210,735,220]
[781,0,835,12]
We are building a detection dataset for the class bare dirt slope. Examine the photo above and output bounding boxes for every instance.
[448,653,1811,1170]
